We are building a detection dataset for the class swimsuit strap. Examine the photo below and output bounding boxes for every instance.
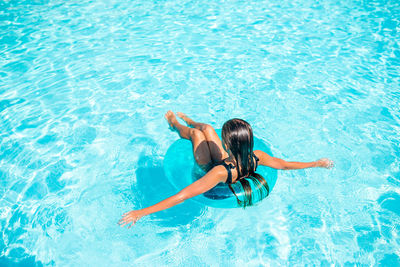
[253,153,259,170]
[221,161,235,184]
[221,153,259,184]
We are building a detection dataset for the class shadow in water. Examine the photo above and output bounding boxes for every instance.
[133,144,205,228]
[0,256,44,267]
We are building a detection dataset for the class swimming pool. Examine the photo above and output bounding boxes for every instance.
[1,0,399,265]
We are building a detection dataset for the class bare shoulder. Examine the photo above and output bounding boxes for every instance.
[207,164,228,182]
[253,149,276,167]
[254,150,270,158]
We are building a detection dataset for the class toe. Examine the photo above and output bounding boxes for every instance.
[165,110,172,118]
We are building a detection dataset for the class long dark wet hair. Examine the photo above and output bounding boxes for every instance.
[222,119,269,207]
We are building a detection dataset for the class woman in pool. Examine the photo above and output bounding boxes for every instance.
[119,111,333,228]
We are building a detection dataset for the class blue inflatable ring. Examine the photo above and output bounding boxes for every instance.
[164,130,278,208]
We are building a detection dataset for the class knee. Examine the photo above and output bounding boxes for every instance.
[201,124,215,134]
[190,128,205,140]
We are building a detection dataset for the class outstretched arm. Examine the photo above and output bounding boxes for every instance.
[254,150,333,170]
[118,165,227,228]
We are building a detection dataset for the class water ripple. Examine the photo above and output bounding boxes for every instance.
[1,0,400,265]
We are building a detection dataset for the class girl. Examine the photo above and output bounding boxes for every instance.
[119,111,333,228]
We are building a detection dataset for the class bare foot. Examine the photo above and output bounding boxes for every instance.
[165,110,179,130]
[177,112,195,126]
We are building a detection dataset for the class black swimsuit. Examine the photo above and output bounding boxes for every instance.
[217,154,260,184]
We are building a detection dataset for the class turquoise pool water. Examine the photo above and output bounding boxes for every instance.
[1,0,399,265]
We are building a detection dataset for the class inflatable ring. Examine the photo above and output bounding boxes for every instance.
[164,130,278,208]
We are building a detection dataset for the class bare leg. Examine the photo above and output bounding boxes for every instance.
[177,112,229,161]
[165,111,212,166]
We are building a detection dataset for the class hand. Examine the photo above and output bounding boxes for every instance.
[118,210,144,228]
[316,158,334,169]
